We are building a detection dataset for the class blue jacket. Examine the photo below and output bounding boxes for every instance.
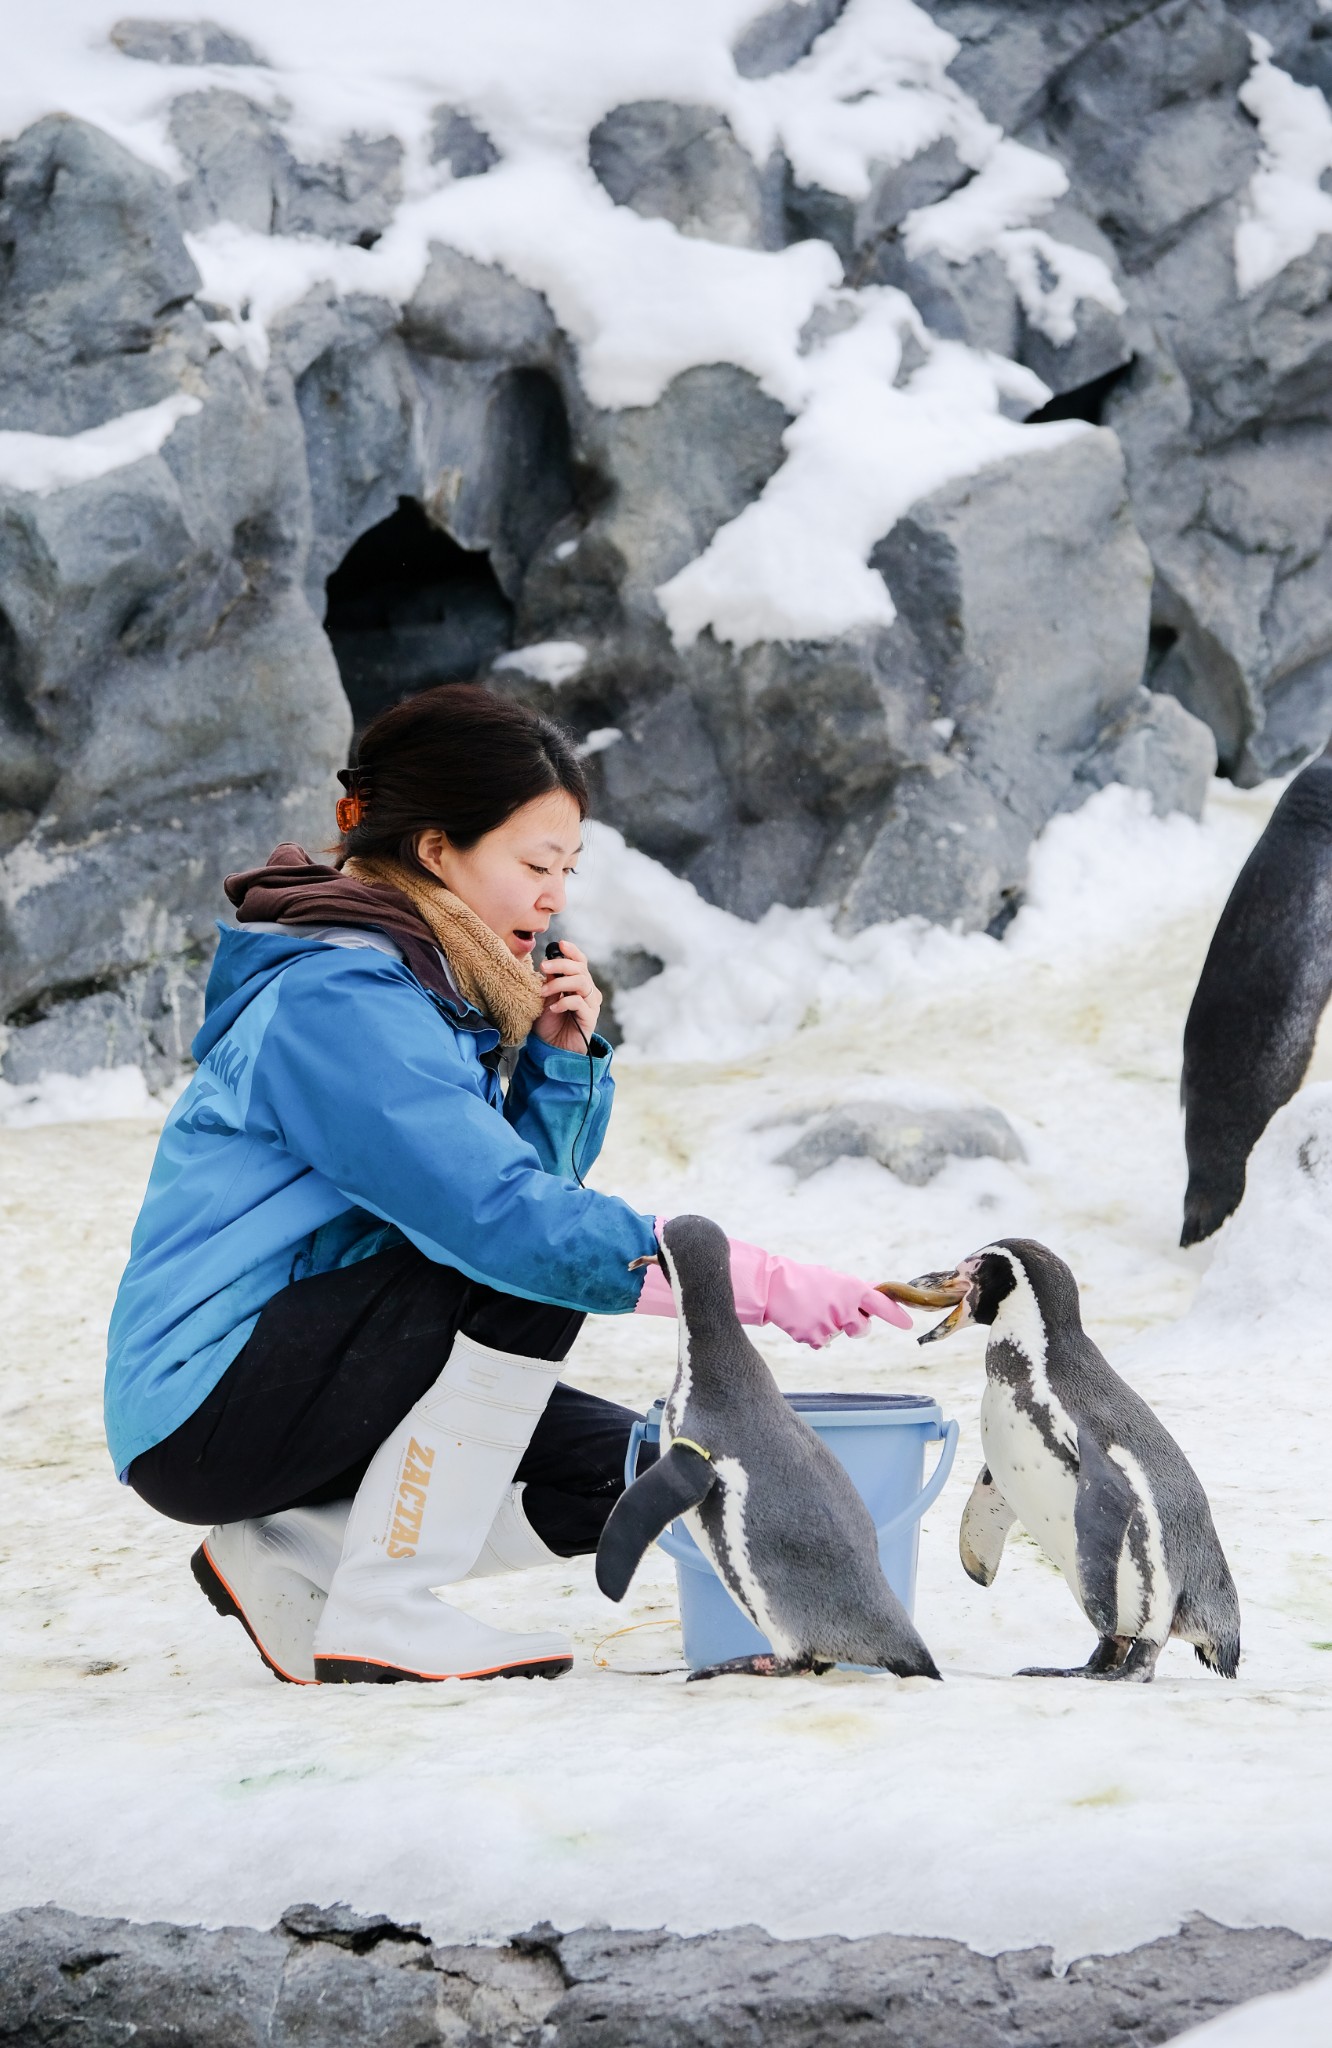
[105,923,656,1476]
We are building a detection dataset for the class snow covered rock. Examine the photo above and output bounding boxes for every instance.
[2,1903,1328,2045]
[589,101,781,249]
[109,16,266,67]
[935,0,1332,783]
[428,107,501,180]
[0,117,347,1065]
[170,91,404,244]
[4,0,1332,1077]
[777,1099,1024,1184]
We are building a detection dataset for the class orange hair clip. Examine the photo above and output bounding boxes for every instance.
[336,768,370,833]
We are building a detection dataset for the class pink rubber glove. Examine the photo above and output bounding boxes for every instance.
[633,1223,912,1349]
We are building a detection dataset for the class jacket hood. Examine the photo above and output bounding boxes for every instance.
[193,924,345,1063]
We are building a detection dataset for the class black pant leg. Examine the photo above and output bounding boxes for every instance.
[515,1383,656,1557]
[129,1243,588,1527]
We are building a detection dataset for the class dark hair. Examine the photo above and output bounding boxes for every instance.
[337,683,589,869]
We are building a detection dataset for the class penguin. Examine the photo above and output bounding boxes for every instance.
[1181,739,1332,1245]
[879,1239,1240,1683]
[597,1215,940,1682]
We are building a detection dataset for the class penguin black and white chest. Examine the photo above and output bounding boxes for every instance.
[596,1214,939,1681]
[882,1239,1240,1683]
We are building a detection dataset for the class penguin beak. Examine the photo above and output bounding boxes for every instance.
[915,1295,976,1345]
[878,1263,976,1346]
[876,1273,968,1310]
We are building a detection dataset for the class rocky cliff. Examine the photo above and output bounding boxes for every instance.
[2,1,1329,1082]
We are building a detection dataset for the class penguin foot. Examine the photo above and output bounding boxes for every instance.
[687,1653,832,1682]
[1017,1634,1126,1678]
[1085,1637,1161,1683]
[1017,1636,1160,1682]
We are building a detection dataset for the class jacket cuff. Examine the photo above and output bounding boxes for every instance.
[518,1032,613,1084]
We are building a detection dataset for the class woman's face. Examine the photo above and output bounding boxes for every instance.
[415,789,584,959]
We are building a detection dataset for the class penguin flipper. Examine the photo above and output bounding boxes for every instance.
[595,1445,717,1602]
[1073,1430,1137,1638]
[959,1465,1017,1587]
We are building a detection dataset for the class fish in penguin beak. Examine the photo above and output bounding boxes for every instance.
[877,1262,977,1346]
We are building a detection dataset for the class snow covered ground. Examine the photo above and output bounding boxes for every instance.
[4,778,1332,1970]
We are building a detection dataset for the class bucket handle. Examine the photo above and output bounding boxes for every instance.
[623,1411,959,1565]
[873,1417,958,1544]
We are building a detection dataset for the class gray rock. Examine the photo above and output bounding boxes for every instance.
[10,1,1332,1043]
[1117,353,1332,780]
[1,1904,1328,2047]
[587,686,732,867]
[868,242,1020,357]
[278,293,418,599]
[0,117,203,436]
[0,119,347,1063]
[830,756,1036,933]
[832,430,1156,930]
[1074,685,1218,819]
[110,16,266,65]
[732,0,846,79]
[428,105,501,178]
[169,88,289,233]
[413,358,578,597]
[284,132,403,246]
[583,945,665,1047]
[589,101,779,249]
[403,246,559,367]
[170,90,403,245]
[777,1100,1025,1184]
[525,364,790,635]
[1,955,209,1092]
[787,137,971,273]
[1045,2,1257,268]
[929,2,1152,136]
[1012,203,1134,402]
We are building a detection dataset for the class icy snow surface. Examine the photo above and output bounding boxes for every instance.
[0,1064,169,1129]
[14,0,1116,645]
[5,780,1332,1957]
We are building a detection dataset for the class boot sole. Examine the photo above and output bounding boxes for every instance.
[190,1542,314,1686]
[313,1654,573,1684]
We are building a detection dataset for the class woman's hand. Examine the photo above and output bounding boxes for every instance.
[535,940,604,1052]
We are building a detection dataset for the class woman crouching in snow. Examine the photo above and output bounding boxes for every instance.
[105,683,909,1686]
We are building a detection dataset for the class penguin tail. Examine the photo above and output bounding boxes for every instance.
[863,1612,942,1682]
[888,1643,941,1682]
[1175,1576,1241,1680]
[1193,1633,1241,1680]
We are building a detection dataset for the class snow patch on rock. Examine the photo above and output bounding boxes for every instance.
[0,393,202,494]
[1235,37,1332,295]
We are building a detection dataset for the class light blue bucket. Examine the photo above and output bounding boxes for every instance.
[623,1392,959,1672]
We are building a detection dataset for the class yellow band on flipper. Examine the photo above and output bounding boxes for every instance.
[671,1437,712,1461]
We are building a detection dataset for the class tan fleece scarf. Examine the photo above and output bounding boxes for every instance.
[345,854,546,1046]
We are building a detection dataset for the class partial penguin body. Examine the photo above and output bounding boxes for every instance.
[1182,741,1332,1245]
[598,1216,939,1681]
[883,1240,1239,1682]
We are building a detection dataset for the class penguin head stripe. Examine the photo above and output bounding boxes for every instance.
[985,1239,1083,1332]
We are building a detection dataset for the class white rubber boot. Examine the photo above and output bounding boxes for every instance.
[191,1503,350,1684]
[313,1333,574,1683]
[465,1483,566,1578]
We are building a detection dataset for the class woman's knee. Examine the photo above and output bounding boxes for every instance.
[462,1285,585,1361]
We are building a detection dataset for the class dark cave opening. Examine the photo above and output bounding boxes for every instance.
[324,498,513,732]
[1025,358,1134,427]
